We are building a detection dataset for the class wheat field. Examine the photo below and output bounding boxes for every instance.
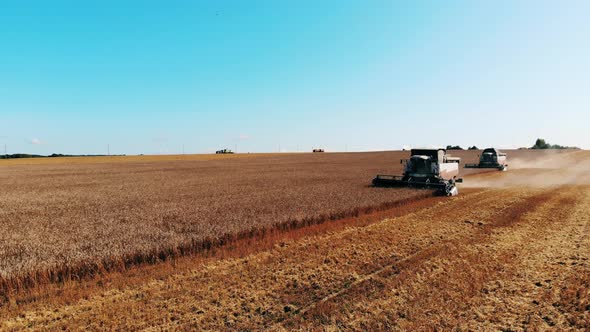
[0,151,434,293]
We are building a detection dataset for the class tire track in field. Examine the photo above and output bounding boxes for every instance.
[461,186,590,330]
[283,186,586,331]
[1,187,542,331]
[275,188,558,330]
[254,187,538,330]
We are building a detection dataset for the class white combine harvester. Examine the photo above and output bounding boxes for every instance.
[465,148,508,171]
[373,148,463,196]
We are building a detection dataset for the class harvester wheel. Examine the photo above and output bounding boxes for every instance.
[446,185,459,196]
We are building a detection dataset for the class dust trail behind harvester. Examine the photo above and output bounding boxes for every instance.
[462,150,590,188]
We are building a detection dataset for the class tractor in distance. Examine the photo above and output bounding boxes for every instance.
[216,149,234,154]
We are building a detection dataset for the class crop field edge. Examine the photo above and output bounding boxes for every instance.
[0,190,436,301]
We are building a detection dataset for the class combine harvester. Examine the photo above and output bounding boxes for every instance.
[373,149,463,196]
[465,148,508,171]
[215,149,234,154]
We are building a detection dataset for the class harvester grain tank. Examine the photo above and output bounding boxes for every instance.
[465,148,507,171]
[372,149,463,196]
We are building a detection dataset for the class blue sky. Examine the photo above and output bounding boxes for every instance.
[1,1,588,155]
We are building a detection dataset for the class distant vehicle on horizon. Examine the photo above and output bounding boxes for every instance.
[313,148,325,153]
[216,149,234,154]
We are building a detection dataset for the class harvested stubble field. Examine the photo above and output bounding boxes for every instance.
[1,149,588,331]
[0,152,432,291]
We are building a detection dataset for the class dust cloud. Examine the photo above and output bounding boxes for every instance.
[462,150,590,188]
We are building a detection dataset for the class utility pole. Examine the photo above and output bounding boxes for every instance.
[4,144,6,156]
[107,144,110,156]
[182,144,185,155]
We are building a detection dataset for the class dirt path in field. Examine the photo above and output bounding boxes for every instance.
[3,180,588,330]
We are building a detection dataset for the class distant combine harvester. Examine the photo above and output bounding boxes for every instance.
[215,149,234,154]
[313,148,325,153]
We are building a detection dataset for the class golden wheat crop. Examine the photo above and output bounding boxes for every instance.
[0,152,432,294]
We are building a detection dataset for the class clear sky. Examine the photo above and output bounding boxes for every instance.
[1,1,588,155]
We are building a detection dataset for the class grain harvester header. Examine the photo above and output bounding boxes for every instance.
[465,148,507,171]
[372,148,463,196]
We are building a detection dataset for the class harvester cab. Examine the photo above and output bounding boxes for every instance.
[373,149,463,196]
[465,148,507,171]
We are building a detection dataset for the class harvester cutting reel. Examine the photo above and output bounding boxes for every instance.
[372,175,462,196]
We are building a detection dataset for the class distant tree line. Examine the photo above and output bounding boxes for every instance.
[0,153,123,159]
[445,145,464,150]
[0,154,45,159]
[530,138,579,150]
[445,145,479,150]
[444,139,580,151]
